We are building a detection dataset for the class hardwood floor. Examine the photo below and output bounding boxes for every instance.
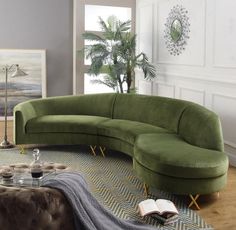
[0,120,235,229]
[197,165,236,229]
[0,120,13,145]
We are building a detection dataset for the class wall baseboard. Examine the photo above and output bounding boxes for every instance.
[225,144,236,167]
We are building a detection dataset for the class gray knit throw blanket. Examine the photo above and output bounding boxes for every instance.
[42,172,157,230]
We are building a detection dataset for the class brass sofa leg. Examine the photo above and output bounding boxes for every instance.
[19,145,25,154]
[89,145,97,156]
[99,146,106,157]
[143,183,149,197]
[188,194,200,210]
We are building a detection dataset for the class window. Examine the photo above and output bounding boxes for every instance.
[73,0,136,94]
[85,5,131,31]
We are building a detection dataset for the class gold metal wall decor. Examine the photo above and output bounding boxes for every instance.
[164,5,190,56]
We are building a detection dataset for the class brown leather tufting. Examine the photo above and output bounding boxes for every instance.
[0,186,75,230]
[0,163,75,230]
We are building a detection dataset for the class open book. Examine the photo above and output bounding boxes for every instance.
[138,199,179,218]
[151,213,178,225]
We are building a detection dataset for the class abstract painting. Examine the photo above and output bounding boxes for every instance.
[0,49,46,119]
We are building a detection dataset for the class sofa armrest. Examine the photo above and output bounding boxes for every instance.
[178,104,224,152]
[14,101,38,144]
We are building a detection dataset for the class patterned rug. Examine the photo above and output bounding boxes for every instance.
[0,145,213,230]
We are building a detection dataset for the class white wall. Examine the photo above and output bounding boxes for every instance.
[136,0,236,166]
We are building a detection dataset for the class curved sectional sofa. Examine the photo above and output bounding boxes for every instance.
[14,93,229,196]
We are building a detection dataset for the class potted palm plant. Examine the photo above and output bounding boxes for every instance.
[82,16,156,93]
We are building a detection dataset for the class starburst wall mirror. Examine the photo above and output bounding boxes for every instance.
[164,5,190,56]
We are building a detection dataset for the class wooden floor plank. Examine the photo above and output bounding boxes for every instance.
[197,165,236,230]
[0,120,13,145]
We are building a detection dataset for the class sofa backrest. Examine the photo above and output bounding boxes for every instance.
[113,94,188,133]
[113,94,224,151]
[178,104,224,151]
[25,93,224,151]
[29,93,116,118]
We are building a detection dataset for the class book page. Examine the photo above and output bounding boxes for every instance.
[138,199,159,216]
[155,199,178,215]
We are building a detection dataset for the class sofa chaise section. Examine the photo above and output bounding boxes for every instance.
[134,133,228,195]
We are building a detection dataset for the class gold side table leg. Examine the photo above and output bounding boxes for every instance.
[89,145,97,156]
[99,146,106,157]
[19,145,25,154]
[189,194,201,210]
[143,183,149,197]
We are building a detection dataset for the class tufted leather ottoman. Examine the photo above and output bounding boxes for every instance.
[0,163,75,230]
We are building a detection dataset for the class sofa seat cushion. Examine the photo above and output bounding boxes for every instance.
[26,115,110,134]
[134,133,228,179]
[97,119,171,145]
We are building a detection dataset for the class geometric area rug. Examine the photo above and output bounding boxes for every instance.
[0,145,213,230]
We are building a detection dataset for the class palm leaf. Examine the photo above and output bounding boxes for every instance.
[82,32,106,43]
[114,20,132,40]
[99,16,116,40]
[84,43,109,60]
[107,15,118,31]
[136,53,156,80]
[98,16,109,33]
[87,57,104,75]
[90,73,118,90]
[118,20,132,32]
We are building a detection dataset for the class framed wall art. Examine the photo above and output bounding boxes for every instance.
[0,49,46,119]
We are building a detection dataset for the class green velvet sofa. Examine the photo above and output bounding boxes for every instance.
[14,93,229,197]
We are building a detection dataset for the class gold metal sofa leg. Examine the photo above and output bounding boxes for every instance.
[99,146,106,157]
[189,194,201,210]
[89,145,97,156]
[143,183,149,197]
[19,145,25,154]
